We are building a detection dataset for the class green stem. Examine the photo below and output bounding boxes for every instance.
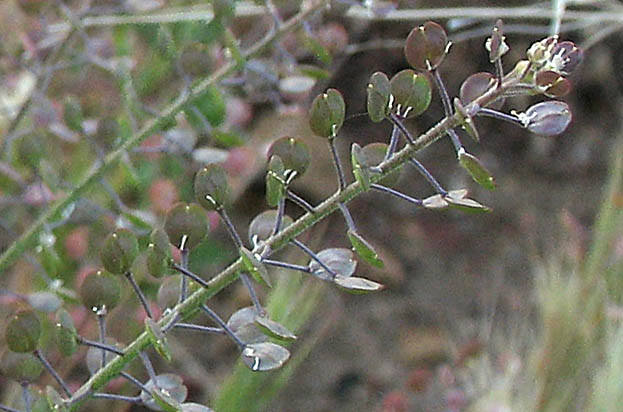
[0,0,327,277]
[60,9,522,410]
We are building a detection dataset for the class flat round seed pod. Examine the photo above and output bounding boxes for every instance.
[80,269,121,312]
[6,310,41,353]
[194,164,230,211]
[164,203,208,250]
[241,342,290,372]
[100,229,139,275]
[0,351,43,382]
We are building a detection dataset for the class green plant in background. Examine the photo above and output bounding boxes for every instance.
[0,1,597,411]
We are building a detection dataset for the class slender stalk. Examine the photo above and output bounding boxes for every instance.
[328,138,347,191]
[239,272,265,316]
[291,239,337,278]
[384,124,402,161]
[0,404,19,412]
[0,0,328,276]
[92,394,141,403]
[179,243,189,303]
[174,323,225,334]
[21,382,31,412]
[172,263,210,289]
[338,203,357,232]
[371,183,423,206]
[388,113,415,144]
[125,272,153,319]
[35,349,72,397]
[262,259,312,273]
[96,310,107,369]
[200,305,246,349]
[272,197,286,237]
[139,352,157,382]
[78,337,125,356]
[63,40,522,411]
[408,158,447,195]
[286,190,316,213]
[476,107,524,126]
[120,372,151,393]
[432,69,463,152]
[219,209,243,248]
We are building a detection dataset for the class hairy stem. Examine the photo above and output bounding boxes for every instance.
[62,36,521,411]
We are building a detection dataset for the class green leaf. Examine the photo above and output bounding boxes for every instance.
[351,143,371,190]
[239,247,272,288]
[458,150,496,190]
[145,318,172,362]
[347,230,384,268]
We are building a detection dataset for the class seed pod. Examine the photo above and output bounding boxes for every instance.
[55,308,78,357]
[146,228,173,278]
[164,203,208,250]
[458,150,496,190]
[360,143,402,187]
[265,155,286,208]
[308,88,346,138]
[267,137,310,179]
[194,164,230,211]
[63,96,84,132]
[100,229,139,275]
[485,19,509,63]
[520,101,571,136]
[0,351,43,382]
[80,269,121,312]
[366,71,391,123]
[459,72,503,110]
[248,210,293,245]
[404,21,449,71]
[549,41,583,75]
[536,70,571,98]
[389,69,432,118]
[6,310,41,353]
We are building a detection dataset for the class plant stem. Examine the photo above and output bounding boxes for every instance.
[272,197,286,237]
[384,124,401,161]
[97,311,107,369]
[21,382,31,412]
[92,393,141,403]
[371,184,423,206]
[179,244,189,303]
[239,273,265,316]
[78,337,125,356]
[219,209,244,249]
[125,272,153,320]
[62,39,521,411]
[200,305,246,349]
[291,239,337,278]
[476,107,524,126]
[0,404,19,412]
[262,259,312,273]
[287,189,316,213]
[120,371,151,393]
[328,138,347,191]
[35,349,72,397]
[174,323,225,334]
[432,69,463,152]
[408,158,447,195]
[172,263,210,289]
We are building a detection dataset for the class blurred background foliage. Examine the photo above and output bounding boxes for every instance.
[0,0,622,411]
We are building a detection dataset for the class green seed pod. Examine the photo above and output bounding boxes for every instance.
[80,269,121,312]
[404,21,449,71]
[6,310,41,353]
[366,72,391,123]
[146,228,173,278]
[389,69,432,118]
[164,203,208,250]
[265,155,286,208]
[308,88,346,138]
[157,275,182,310]
[359,143,402,188]
[95,116,121,147]
[248,210,294,246]
[0,351,43,382]
[63,96,84,132]
[194,164,230,211]
[267,137,310,179]
[100,229,139,275]
[55,308,78,357]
